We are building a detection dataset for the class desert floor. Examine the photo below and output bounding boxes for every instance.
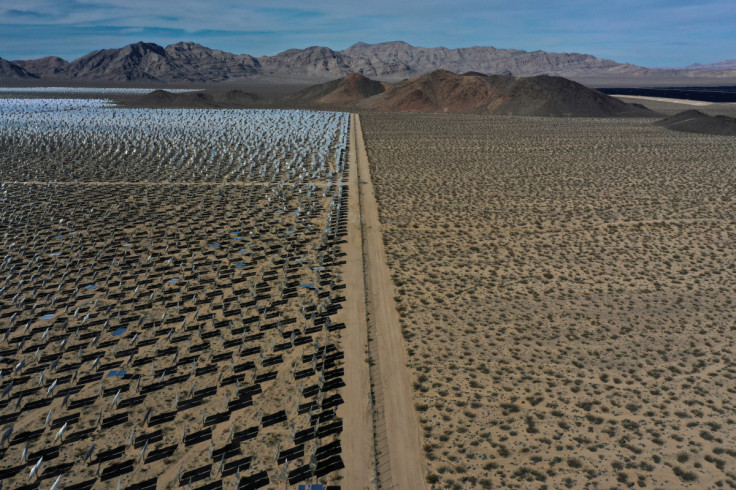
[614,97,736,118]
[360,112,736,489]
[353,114,425,489]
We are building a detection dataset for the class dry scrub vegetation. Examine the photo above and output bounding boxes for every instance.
[361,112,736,489]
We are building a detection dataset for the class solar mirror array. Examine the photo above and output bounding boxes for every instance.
[0,97,349,489]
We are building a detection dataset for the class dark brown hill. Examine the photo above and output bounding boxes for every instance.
[13,56,69,77]
[0,58,36,79]
[218,89,260,105]
[120,89,259,108]
[125,90,217,107]
[288,73,387,107]
[485,74,656,117]
[656,110,736,136]
[119,71,657,117]
[357,70,657,117]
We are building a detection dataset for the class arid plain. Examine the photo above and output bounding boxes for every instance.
[2,86,736,490]
[360,108,736,488]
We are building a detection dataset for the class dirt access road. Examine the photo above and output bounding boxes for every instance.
[352,114,426,489]
[338,113,376,489]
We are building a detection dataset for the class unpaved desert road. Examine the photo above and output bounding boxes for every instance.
[353,114,426,489]
[338,113,377,490]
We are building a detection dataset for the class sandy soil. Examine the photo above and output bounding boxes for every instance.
[337,113,376,489]
[355,114,426,489]
[361,112,736,489]
[612,95,713,106]
[614,96,736,118]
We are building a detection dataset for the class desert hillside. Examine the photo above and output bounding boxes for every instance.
[656,109,736,136]
[289,73,387,107]
[357,70,656,117]
[120,89,259,108]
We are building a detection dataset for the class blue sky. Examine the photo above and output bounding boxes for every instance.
[1,0,733,67]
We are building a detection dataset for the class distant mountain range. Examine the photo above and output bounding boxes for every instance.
[2,41,736,84]
[684,60,736,71]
